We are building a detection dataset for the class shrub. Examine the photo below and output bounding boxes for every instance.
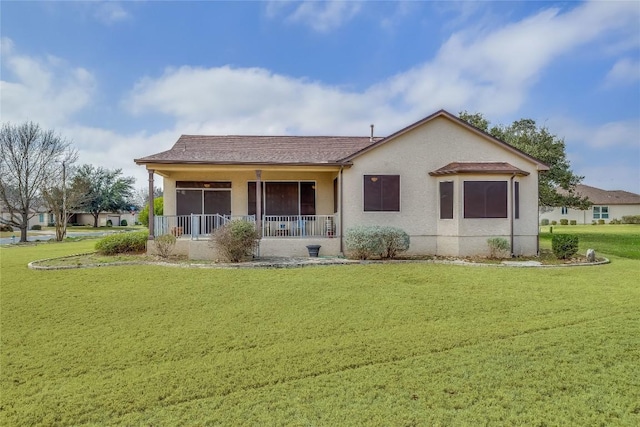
[345,226,384,260]
[106,219,113,227]
[30,224,42,230]
[622,215,640,224]
[570,220,577,225]
[551,220,557,225]
[120,219,128,227]
[95,231,148,255]
[551,234,579,260]
[154,234,176,259]
[211,220,260,262]
[540,218,549,226]
[598,219,605,225]
[0,224,13,232]
[559,219,569,225]
[344,225,410,260]
[487,237,510,259]
[609,218,622,225]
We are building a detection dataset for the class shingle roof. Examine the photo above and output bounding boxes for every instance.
[563,184,640,205]
[429,162,530,176]
[134,135,382,165]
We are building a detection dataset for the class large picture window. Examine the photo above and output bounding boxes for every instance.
[364,175,400,212]
[464,181,507,218]
[439,181,454,219]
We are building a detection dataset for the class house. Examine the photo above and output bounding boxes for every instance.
[0,202,52,230]
[540,184,640,224]
[134,109,549,259]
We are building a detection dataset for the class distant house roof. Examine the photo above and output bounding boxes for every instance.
[135,135,382,165]
[134,109,549,170]
[429,162,530,176]
[565,184,640,205]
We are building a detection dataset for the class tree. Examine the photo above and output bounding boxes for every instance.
[459,111,590,209]
[132,186,163,211]
[139,197,163,227]
[0,122,74,242]
[75,165,135,227]
[41,161,92,241]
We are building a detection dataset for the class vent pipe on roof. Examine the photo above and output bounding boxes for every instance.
[370,124,374,142]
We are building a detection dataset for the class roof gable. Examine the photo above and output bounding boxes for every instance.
[340,109,549,171]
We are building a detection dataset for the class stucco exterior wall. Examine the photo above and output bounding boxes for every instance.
[340,115,541,256]
[541,204,640,224]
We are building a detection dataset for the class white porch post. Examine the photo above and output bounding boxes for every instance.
[148,169,155,240]
[256,170,262,236]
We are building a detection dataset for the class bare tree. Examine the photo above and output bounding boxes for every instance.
[42,158,93,241]
[0,122,73,242]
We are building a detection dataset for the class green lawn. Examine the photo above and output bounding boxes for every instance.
[1,232,639,425]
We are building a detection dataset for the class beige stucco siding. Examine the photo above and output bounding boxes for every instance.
[341,115,541,256]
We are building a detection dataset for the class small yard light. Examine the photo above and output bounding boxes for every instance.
[11,234,16,244]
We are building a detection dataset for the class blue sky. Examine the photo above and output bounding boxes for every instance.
[1,1,639,193]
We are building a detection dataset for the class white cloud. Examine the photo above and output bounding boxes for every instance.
[94,2,131,25]
[0,37,96,128]
[268,0,362,32]
[604,57,640,87]
[549,116,640,150]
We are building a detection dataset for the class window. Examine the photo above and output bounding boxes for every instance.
[514,181,520,219]
[39,213,44,222]
[561,207,568,215]
[439,181,454,219]
[248,181,316,216]
[364,175,400,212]
[593,206,609,219]
[464,181,507,218]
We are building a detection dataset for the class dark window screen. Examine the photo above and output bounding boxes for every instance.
[440,181,454,219]
[464,181,507,218]
[364,175,400,212]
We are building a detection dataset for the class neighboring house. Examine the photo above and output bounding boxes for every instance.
[540,184,640,224]
[70,212,138,227]
[0,202,52,230]
[134,109,549,259]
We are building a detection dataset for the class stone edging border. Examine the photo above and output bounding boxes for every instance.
[28,253,611,270]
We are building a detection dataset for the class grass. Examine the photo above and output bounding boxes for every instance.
[540,224,640,259]
[1,231,639,425]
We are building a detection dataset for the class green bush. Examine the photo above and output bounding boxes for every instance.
[0,224,13,232]
[106,220,113,227]
[540,218,550,226]
[120,219,128,227]
[95,231,148,255]
[345,226,384,260]
[598,219,605,225]
[609,218,622,225]
[139,197,164,227]
[154,234,176,259]
[487,237,510,259]
[211,220,260,262]
[569,220,577,225]
[551,234,579,260]
[560,219,569,225]
[344,225,410,260]
[622,215,640,224]
[30,224,42,230]
[551,220,557,226]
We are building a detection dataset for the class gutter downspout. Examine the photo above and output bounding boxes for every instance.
[339,166,344,255]
[510,173,516,257]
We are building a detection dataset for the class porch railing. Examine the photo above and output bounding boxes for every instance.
[154,214,255,240]
[262,215,337,238]
[153,214,337,239]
